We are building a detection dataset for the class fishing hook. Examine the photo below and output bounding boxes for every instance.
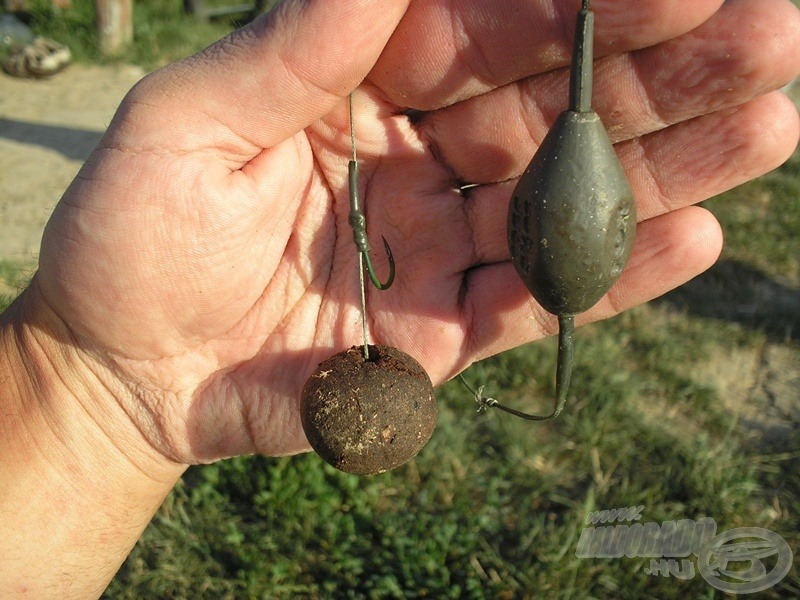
[347,94,395,290]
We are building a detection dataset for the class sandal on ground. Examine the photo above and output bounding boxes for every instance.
[2,36,71,78]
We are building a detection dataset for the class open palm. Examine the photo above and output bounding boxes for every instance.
[35,0,800,463]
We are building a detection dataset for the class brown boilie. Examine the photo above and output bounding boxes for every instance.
[300,345,437,475]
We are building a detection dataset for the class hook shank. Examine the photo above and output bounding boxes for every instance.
[347,160,395,290]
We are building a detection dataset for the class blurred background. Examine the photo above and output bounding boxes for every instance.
[1,1,798,598]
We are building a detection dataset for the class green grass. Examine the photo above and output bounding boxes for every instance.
[705,152,800,282]
[2,3,798,597]
[16,0,278,69]
[0,259,35,310]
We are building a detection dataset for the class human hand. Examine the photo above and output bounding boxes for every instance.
[30,0,800,465]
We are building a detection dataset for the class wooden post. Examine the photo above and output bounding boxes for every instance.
[94,0,133,56]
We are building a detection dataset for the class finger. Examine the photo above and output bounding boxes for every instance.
[113,0,411,159]
[417,0,800,183]
[370,0,723,110]
[460,206,723,366]
[619,92,800,221]
[463,91,799,266]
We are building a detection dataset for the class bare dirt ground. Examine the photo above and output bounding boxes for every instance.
[1,64,797,446]
[0,63,145,262]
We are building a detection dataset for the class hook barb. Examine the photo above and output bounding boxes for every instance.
[365,235,395,290]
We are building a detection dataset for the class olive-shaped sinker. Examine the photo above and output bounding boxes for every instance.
[504,0,636,420]
[509,111,635,314]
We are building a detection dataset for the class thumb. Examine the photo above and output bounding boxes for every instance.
[117,0,411,156]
